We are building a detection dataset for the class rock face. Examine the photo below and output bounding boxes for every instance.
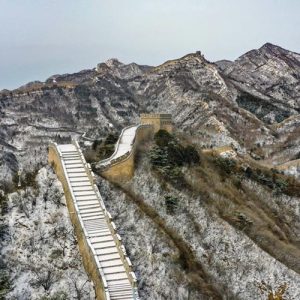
[222,43,300,122]
[1,43,299,175]
[0,43,300,299]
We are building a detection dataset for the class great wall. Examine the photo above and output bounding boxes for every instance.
[48,114,173,300]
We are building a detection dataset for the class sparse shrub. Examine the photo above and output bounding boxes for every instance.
[39,291,68,300]
[184,145,200,165]
[165,195,179,214]
[0,193,8,215]
[24,170,39,190]
[214,157,237,174]
[149,130,200,186]
[92,139,101,151]
[295,152,300,160]
[274,179,288,195]
[257,281,288,300]
[50,249,64,260]
[12,169,39,190]
[87,133,118,162]
[233,211,253,231]
[74,85,90,99]
[105,133,118,145]
[149,146,169,167]
[154,130,174,148]
[0,224,9,240]
[232,175,243,189]
[31,267,59,291]
[0,266,11,298]
[244,167,299,197]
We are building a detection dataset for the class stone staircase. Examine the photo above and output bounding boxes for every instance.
[49,142,138,300]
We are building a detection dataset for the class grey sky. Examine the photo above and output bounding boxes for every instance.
[1,0,299,90]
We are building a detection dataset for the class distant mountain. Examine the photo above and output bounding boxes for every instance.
[0,43,299,179]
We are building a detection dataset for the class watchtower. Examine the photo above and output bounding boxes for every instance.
[140,113,173,133]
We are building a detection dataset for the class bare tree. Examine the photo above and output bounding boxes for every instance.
[31,266,59,292]
[72,278,89,300]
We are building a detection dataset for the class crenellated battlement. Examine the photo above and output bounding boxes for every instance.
[140,113,173,133]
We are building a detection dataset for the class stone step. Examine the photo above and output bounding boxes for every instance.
[90,235,114,244]
[108,280,132,287]
[62,153,81,160]
[77,203,101,209]
[81,213,104,219]
[109,289,133,296]
[65,164,84,169]
[63,157,81,161]
[88,231,111,238]
[88,228,111,235]
[106,273,129,281]
[100,258,123,268]
[73,191,96,196]
[110,296,133,300]
[64,160,82,165]
[72,186,95,192]
[75,193,100,199]
[67,172,87,178]
[93,241,116,250]
[60,149,78,153]
[84,222,107,230]
[98,254,121,264]
[103,265,126,275]
[79,207,103,214]
[95,247,119,256]
[61,150,78,154]
[84,218,106,226]
[69,177,90,183]
[77,200,100,206]
[108,284,132,292]
[82,214,105,221]
[67,168,86,173]
[81,211,104,217]
[84,224,107,231]
[109,287,132,294]
[62,156,81,160]
[71,183,92,188]
[109,291,133,299]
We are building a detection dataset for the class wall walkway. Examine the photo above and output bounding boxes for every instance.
[96,124,153,181]
[48,141,139,300]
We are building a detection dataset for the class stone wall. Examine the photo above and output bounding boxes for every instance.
[48,146,108,300]
[101,125,153,181]
[140,113,173,133]
[101,114,173,181]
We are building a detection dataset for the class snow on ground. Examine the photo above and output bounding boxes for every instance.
[1,167,95,300]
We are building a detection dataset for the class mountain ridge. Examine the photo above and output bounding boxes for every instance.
[0,42,299,179]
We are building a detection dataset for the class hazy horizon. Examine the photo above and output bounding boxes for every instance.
[1,0,299,90]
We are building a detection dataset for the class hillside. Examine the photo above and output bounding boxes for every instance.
[1,43,300,299]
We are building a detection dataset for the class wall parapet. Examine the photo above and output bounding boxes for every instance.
[97,114,173,181]
[95,124,153,179]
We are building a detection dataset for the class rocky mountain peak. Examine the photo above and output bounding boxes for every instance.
[260,42,284,52]
[105,58,124,68]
